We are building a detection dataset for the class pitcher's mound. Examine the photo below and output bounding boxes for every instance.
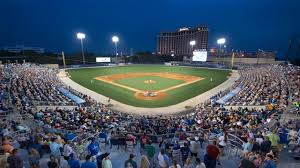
[144,80,156,84]
[134,91,166,100]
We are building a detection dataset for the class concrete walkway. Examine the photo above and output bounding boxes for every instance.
[59,69,240,115]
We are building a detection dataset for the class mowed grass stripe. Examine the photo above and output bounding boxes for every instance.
[67,65,231,107]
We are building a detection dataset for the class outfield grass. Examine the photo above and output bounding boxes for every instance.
[67,65,231,107]
[115,76,185,91]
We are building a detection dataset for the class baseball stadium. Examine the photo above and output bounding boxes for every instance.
[1,1,300,167]
[1,55,300,168]
[2,52,299,168]
[2,60,299,168]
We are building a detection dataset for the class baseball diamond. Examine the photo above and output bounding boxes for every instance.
[67,65,231,107]
[94,72,204,100]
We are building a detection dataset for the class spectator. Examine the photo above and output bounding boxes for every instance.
[81,155,97,168]
[180,143,190,164]
[251,141,261,153]
[206,141,220,160]
[278,127,289,148]
[183,157,193,168]
[204,141,220,168]
[199,133,205,148]
[28,148,40,168]
[195,158,206,168]
[99,130,108,142]
[47,155,59,168]
[268,130,280,153]
[140,133,149,152]
[7,149,23,168]
[218,134,226,156]
[145,141,155,167]
[261,137,272,154]
[49,137,62,167]
[63,141,74,161]
[124,153,137,168]
[0,149,9,168]
[252,153,263,167]
[239,158,256,168]
[169,159,181,168]
[2,138,13,154]
[204,154,216,168]
[158,148,169,168]
[68,153,80,168]
[140,155,150,168]
[262,154,276,168]
[101,153,112,168]
[88,138,100,157]
[242,139,253,156]
[190,137,200,158]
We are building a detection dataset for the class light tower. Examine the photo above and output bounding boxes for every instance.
[77,32,86,64]
[217,38,226,64]
[112,36,119,56]
[189,40,196,55]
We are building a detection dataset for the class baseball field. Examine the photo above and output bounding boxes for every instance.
[67,65,231,107]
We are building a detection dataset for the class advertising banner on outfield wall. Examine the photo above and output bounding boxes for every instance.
[96,57,111,63]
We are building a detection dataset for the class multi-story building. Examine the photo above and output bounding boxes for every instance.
[157,26,208,56]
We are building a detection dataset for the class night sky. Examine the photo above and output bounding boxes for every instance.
[0,0,299,56]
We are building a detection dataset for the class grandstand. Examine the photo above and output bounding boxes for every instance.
[0,62,300,168]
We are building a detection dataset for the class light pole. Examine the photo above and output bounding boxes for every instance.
[112,36,119,63]
[189,40,196,56]
[77,32,86,64]
[217,38,226,64]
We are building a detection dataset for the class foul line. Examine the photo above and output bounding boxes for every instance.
[157,78,204,93]
[94,77,143,92]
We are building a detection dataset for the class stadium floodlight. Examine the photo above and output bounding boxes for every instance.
[77,33,86,39]
[112,36,119,43]
[77,32,86,64]
[217,38,226,64]
[189,40,196,46]
[217,38,226,45]
[190,40,196,55]
[189,40,196,55]
[112,36,119,58]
